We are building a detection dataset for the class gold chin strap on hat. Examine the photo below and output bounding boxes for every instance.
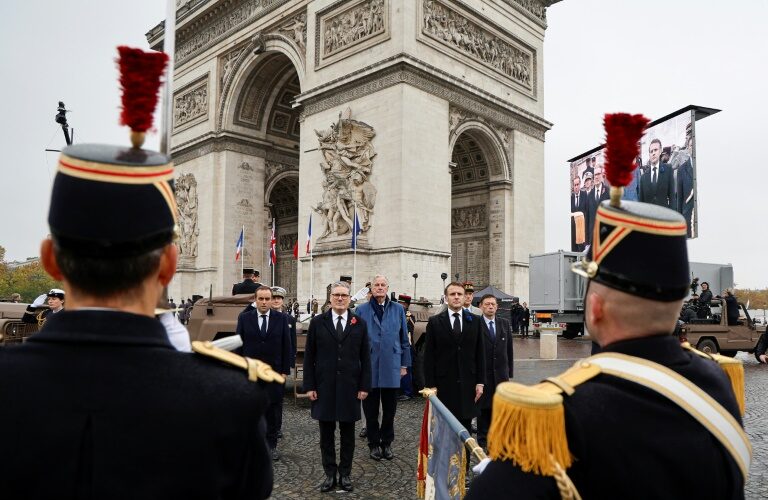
[191,341,285,384]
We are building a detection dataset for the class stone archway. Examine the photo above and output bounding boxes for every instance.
[449,127,509,288]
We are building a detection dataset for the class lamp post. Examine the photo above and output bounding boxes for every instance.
[412,273,418,298]
[454,273,460,282]
[440,272,448,294]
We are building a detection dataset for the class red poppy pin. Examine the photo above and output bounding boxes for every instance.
[350,317,358,325]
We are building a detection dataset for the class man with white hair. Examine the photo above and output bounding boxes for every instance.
[354,274,411,461]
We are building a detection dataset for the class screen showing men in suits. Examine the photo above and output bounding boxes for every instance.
[569,110,697,252]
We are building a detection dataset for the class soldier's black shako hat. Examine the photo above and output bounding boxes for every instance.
[577,200,689,301]
[49,143,176,258]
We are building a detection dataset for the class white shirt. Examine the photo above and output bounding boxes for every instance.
[333,310,349,330]
[258,311,269,331]
[483,316,496,331]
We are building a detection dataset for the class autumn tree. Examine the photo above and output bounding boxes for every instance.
[0,245,62,302]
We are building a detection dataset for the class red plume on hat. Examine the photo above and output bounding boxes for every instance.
[116,46,169,148]
[603,113,650,206]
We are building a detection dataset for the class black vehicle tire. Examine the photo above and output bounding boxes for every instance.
[562,323,581,340]
[697,338,718,355]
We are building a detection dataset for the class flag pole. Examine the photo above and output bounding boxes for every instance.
[309,214,314,302]
[352,202,358,292]
[271,218,276,286]
[241,224,244,278]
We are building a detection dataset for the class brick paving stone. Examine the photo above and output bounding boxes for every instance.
[271,341,767,499]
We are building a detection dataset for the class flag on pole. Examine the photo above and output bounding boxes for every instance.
[269,220,277,266]
[306,213,312,255]
[417,395,470,500]
[234,227,244,261]
[351,207,362,250]
[292,239,298,260]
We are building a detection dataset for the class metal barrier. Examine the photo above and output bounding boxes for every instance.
[2,322,39,344]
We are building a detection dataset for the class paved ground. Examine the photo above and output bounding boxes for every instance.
[271,338,767,499]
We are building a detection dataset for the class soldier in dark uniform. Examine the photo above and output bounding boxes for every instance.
[232,268,262,295]
[0,53,276,498]
[468,115,748,500]
[21,288,65,326]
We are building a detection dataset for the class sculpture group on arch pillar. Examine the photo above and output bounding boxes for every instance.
[313,108,378,241]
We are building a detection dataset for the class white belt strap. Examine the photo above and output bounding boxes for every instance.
[589,353,751,481]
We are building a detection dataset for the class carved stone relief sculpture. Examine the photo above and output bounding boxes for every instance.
[312,108,377,240]
[451,205,487,233]
[449,106,512,151]
[422,0,534,89]
[175,173,200,260]
[279,13,307,52]
[173,77,208,129]
[316,0,388,67]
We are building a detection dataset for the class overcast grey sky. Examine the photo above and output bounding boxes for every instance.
[1,1,766,287]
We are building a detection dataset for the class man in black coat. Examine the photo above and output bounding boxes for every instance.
[232,268,263,295]
[476,294,514,449]
[303,281,371,493]
[423,281,486,450]
[237,286,292,461]
[570,175,587,252]
[638,139,675,208]
[0,135,274,498]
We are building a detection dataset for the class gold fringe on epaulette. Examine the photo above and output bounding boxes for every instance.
[681,343,745,417]
[711,354,745,416]
[487,382,571,476]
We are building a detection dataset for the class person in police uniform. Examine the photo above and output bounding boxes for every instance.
[0,56,276,498]
[467,119,748,499]
[232,268,263,295]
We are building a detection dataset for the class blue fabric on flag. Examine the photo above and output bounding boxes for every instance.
[427,400,465,499]
[234,228,244,261]
[351,208,362,249]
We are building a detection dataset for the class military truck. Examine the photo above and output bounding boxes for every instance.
[680,298,764,356]
[528,251,735,339]
[0,302,41,344]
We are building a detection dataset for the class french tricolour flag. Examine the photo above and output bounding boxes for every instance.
[269,220,277,266]
[306,213,312,255]
[234,227,244,261]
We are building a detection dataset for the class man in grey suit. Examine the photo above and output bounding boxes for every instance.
[638,139,674,208]
[476,294,514,449]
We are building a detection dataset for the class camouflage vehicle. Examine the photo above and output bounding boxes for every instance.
[0,302,41,344]
[680,298,764,356]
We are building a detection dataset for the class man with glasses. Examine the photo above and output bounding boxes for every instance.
[304,281,371,493]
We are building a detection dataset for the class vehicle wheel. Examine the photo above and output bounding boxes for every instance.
[697,338,718,354]
[562,323,580,340]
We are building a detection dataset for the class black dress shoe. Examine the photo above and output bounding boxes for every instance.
[381,445,394,460]
[270,448,280,461]
[359,427,367,438]
[320,474,336,493]
[369,446,382,461]
[339,475,353,492]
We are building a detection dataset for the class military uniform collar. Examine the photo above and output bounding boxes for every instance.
[28,309,173,348]
[601,334,685,365]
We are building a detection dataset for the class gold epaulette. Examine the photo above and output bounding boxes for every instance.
[681,342,745,416]
[487,360,601,477]
[191,340,285,384]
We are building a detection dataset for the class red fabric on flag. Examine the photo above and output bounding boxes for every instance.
[416,399,430,498]
[293,240,298,260]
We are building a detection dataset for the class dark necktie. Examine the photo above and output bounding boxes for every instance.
[336,315,344,336]
[452,312,461,336]
[575,194,579,206]
[260,314,267,337]
[489,320,496,341]
[652,167,657,185]
[595,187,600,200]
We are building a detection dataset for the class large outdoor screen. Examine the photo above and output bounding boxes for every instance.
[568,108,699,252]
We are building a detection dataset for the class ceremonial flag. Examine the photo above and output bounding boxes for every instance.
[269,220,277,266]
[351,207,362,250]
[292,239,298,260]
[417,395,469,500]
[234,227,244,261]
[306,213,312,255]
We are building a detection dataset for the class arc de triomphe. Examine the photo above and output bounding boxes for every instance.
[148,0,556,302]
